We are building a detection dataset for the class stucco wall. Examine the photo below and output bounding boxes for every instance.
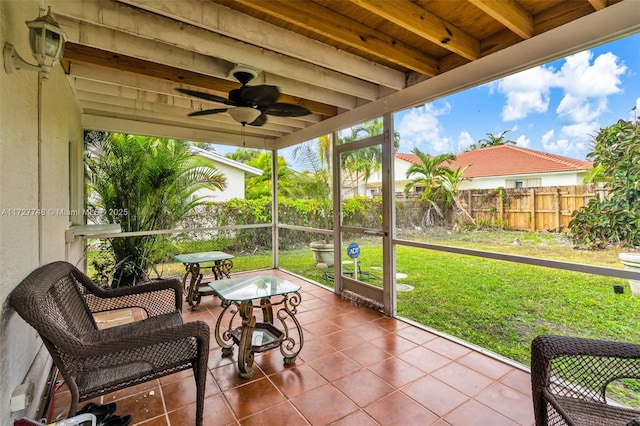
[193,161,247,201]
[459,171,590,190]
[1,1,84,423]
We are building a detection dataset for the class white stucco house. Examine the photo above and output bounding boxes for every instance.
[190,146,262,201]
[366,145,593,196]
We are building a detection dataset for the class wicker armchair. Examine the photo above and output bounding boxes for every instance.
[10,261,210,426]
[531,334,640,426]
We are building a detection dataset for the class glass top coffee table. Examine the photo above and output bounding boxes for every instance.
[172,251,234,310]
[204,275,304,378]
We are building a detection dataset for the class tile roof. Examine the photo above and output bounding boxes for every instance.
[397,145,592,178]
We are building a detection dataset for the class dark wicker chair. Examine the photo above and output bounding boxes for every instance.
[531,334,640,426]
[10,261,210,426]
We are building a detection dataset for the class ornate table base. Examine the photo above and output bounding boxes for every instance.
[180,258,233,309]
[214,292,303,378]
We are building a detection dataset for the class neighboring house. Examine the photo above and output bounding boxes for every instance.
[449,145,593,190]
[190,146,263,201]
[367,145,593,195]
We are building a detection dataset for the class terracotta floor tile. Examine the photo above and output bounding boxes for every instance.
[341,342,392,367]
[110,385,165,425]
[332,369,395,407]
[330,312,374,329]
[501,368,533,396]
[474,382,535,425]
[160,373,218,412]
[365,391,439,425]
[297,338,337,362]
[367,357,426,388]
[370,334,418,355]
[307,352,362,382]
[212,361,266,392]
[239,401,308,425]
[371,316,410,332]
[329,410,379,426]
[398,346,452,373]
[43,272,535,426]
[303,319,344,337]
[254,349,301,376]
[348,323,390,340]
[290,384,359,425]
[269,364,329,399]
[301,297,334,311]
[223,377,286,419]
[296,309,327,325]
[457,350,514,380]
[317,329,366,351]
[208,348,237,370]
[443,399,519,426]
[424,336,473,360]
[167,394,236,426]
[132,415,169,425]
[102,381,158,404]
[396,325,438,345]
[402,375,468,417]
[431,362,495,397]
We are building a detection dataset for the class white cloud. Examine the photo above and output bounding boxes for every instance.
[397,103,453,154]
[539,122,599,156]
[555,51,626,123]
[630,97,640,121]
[494,50,626,126]
[495,66,556,121]
[515,134,530,148]
[456,131,474,152]
[492,49,628,158]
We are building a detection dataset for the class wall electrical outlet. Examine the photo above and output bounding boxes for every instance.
[10,382,33,412]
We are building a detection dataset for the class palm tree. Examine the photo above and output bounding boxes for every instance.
[86,133,227,287]
[440,166,475,226]
[404,148,456,226]
[339,119,400,195]
[466,130,516,151]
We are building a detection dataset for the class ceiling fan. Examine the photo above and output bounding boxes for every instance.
[176,66,311,126]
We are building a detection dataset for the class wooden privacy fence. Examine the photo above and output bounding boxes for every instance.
[461,184,609,232]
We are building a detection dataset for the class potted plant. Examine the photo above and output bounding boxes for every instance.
[293,137,334,266]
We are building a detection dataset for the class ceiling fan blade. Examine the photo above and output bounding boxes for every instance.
[241,85,280,107]
[248,113,267,126]
[176,88,236,106]
[264,103,311,117]
[187,108,229,117]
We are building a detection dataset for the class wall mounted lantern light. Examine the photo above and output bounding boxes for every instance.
[3,7,67,80]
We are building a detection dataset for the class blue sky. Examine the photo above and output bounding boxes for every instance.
[395,32,640,160]
[213,32,638,163]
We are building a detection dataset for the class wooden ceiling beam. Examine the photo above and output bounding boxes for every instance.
[588,0,608,11]
[52,0,372,103]
[62,43,338,118]
[350,0,480,61]
[119,0,406,91]
[233,0,440,76]
[469,0,534,39]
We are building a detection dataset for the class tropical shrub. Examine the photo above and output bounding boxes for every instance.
[569,119,640,249]
[86,133,226,286]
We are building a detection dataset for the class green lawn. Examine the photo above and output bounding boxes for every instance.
[276,231,639,367]
[91,230,640,368]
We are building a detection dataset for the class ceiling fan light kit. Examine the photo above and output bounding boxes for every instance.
[228,106,261,125]
[176,63,311,127]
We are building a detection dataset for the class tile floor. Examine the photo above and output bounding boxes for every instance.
[47,270,535,425]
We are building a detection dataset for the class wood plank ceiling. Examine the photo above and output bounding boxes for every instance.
[51,0,631,150]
